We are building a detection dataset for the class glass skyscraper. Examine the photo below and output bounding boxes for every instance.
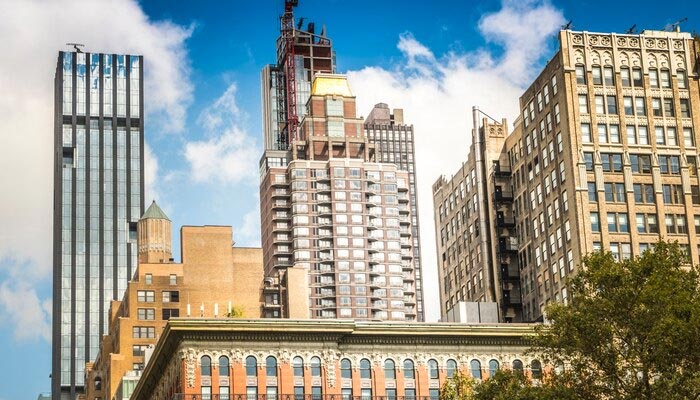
[52,50,144,399]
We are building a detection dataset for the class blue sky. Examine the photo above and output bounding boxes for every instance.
[0,0,698,398]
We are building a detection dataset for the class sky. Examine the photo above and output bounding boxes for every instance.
[0,0,699,398]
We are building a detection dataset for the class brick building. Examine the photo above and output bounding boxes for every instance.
[129,319,539,400]
[84,202,264,400]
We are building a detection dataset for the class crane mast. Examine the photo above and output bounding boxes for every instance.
[280,0,299,149]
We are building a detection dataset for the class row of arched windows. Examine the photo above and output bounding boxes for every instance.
[200,355,543,381]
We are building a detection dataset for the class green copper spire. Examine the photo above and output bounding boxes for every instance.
[141,200,170,221]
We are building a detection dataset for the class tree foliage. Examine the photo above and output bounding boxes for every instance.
[533,241,700,400]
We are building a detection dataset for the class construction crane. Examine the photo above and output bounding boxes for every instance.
[663,17,687,32]
[280,0,299,149]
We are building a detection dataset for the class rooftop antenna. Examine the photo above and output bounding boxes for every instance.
[562,20,573,30]
[66,42,85,53]
[663,17,687,32]
[625,24,637,34]
[297,17,304,30]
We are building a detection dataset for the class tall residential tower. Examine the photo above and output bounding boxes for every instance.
[53,50,144,398]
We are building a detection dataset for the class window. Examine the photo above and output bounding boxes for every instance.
[578,95,589,113]
[623,97,634,115]
[266,356,278,377]
[137,290,154,302]
[575,65,586,84]
[403,359,415,379]
[531,360,543,379]
[246,356,257,376]
[326,98,343,116]
[604,182,625,203]
[552,74,558,94]
[446,359,457,378]
[145,274,152,285]
[659,155,680,174]
[677,70,687,89]
[620,67,631,87]
[405,389,416,400]
[592,66,602,85]
[598,124,608,143]
[384,359,396,379]
[660,69,670,88]
[588,182,598,202]
[137,308,154,320]
[428,359,439,379]
[220,356,229,376]
[162,290,179,302]
[666,214,688,234]
[636,213,659,234]
[132,326,155,338]
[649,69,659,88]
[488,360,499,377]
[268,386,279,400]
[201,356,212,376]
[603,66,614,86]
[94,377,102,391]
[663,98,675,117]
[591,212,600,232]
[429,389,439,400]
[632,68,643,86]
[360,358,371,379]
[584,152,594,171]
[247,387,258,400]
[513,360,524,376]
[633,184,655,204]
[220,387,230,400]
[581,123,591,143]
[386,389,397,400]
[680,99,691,118]
[132,345,148,357]
[635,98,646,116]
[294,356,305,377]
[662,184,684,205]
[601,153,623,172]
[607,212,629,233]
[470,360,482,380]
[309,357,321,376]
[607,95,617,114]
[652,98,662,116]
[161,308,179,320]
[169,274,177,285]
[202,386,212,400]
[630,154,651,173]
[595,95,604,114]
[685,128,696,147]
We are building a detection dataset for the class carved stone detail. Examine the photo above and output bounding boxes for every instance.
[673,40,684,50]
[572,34,583,45]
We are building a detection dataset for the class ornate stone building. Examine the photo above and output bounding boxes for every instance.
[434,28,700,322]
[130,319,539,400]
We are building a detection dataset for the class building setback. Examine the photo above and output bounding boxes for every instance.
[85,202,264,400]
[434,28,700,322]
[259,74,419,321]
[53,50,144,399]
[129,319,540,400]
[365,103,425,321]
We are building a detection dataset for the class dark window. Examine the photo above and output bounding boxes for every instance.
[633,184,654,204]
[295,387,305,400]
[405,389,416,400]
[360,358,371,379]
[386,389,397,400]
[620,67,631,87]
[531,360,543,379]
[601,153,623,172]
[220,356,229,376]
[513,360,524,376]
[632,68,643,87]
[584,152,594,171]
[384,359,396,379]
[201,355,212,376]
[162,290,179,302]
[162,308,179,320]
[338,358,353,379]
[607,95,617,114]
[266,356,277,377]
[588,182,597,202]
[603,66,614,86]
[576,65,586,84]
[246,356,257,376]
[429,389,440,400]
[659,155,680,174]
[403,359,415,379]
[663,98,675,117]
[630,154,651,174]
[680,99,691,118]
[592,66,602,85]
[604,182,625,203]
[94,377,102,391]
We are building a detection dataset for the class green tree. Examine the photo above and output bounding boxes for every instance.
[439,371,476,400]
[225,305,245,318]
[534,241,700,400]
[440,370,575,400]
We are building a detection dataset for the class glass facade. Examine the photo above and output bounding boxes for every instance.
[53,51,144,397]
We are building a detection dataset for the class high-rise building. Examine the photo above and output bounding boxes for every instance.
[53,50,144,398]
[365,104,425,321]
[433,28,700,322]
[259,74,420,321]
[433,116,520,322]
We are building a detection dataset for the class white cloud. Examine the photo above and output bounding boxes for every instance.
[0,0,193,342]
[185,83,260,185]
[0,278,52,342]
[236,206,262,248]
[348,0,564,321]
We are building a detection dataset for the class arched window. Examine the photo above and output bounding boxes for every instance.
[293,356,304,377]
[201,355,212,376]
[446,359,457,378]
[512,359,524,376]
[219,356,229,376]
[554,361,565,375]
[403,359,415,379]
[360,358,371,379]
[310,356,321,377]
[428,359,439,379]
[266,356,278,377]
[488,359,499,377]
[470,360,482,380]
[531,360,542,380]
[94,377,102,391]
[340,358,352,379]
[384,359,396,380]
[246,356,257,377]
